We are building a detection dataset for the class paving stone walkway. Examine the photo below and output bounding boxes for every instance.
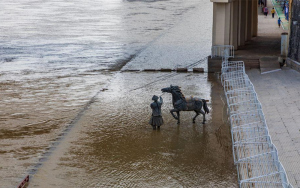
[269,0,289,30]
[247,67,300,187]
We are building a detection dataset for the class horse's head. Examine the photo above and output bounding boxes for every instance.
[161,85,185,105]
[161,85,180,93]
[161,86,171,93]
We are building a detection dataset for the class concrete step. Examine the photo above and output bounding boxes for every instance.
[208,56,260,73]
[259,56,281,74]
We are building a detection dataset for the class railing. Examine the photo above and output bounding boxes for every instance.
[216,45,293,188]
[211,45,234,59]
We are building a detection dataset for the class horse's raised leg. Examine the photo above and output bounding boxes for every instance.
[170,109,178,120]
[193,110,200,123]
[200,109,206,124]
[170,109,181,124]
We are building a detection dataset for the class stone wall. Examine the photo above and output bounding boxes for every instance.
[286,58,300,72]
[288,0,300,63]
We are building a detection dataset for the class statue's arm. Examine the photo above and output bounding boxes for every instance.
[159,96,163,104]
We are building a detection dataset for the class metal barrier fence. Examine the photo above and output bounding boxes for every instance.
[211,45,234,59]
[218,45,292,188]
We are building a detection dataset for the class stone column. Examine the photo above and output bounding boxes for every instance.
[281,32,288,57]
[231,0,239,49]
[211,0,232,45]
[252,0,258,37]
[246,0,253,41]
[238,0,246,46]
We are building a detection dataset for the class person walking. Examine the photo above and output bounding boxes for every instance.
[278,17,282,28]
[149,95,164,130]
[282,1,285,11]
[264,6,269,17]
[271,7,275,18]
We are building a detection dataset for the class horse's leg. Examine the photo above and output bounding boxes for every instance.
[170,109,180,124]
[200,109,206,124]
[193,110,200,123]
[170,109,178,120]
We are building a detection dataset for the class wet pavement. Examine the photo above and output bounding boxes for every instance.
[29,72,238,187]
[0,71,113,186]
[121,2,212,71]
[0,0,238,187]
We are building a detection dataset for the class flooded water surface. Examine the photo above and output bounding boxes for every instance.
[30,73,237,187]
[0,0,237,187]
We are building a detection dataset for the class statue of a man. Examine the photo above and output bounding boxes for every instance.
[149,95,164,130]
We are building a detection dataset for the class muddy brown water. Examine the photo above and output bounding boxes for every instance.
[0,1,237,186]
[18,72,238,187]
[0,72,113,187]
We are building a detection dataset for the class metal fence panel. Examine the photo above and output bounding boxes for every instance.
[216,45,292,188]
[211,45,234,58]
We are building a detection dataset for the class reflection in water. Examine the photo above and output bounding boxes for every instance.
[0,0,232,187]
[0,0,209,186]
[30,73,237,187]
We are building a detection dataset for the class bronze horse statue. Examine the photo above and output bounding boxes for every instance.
[161,85,209,124]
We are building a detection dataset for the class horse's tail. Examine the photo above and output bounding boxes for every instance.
[202,99,209,114]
